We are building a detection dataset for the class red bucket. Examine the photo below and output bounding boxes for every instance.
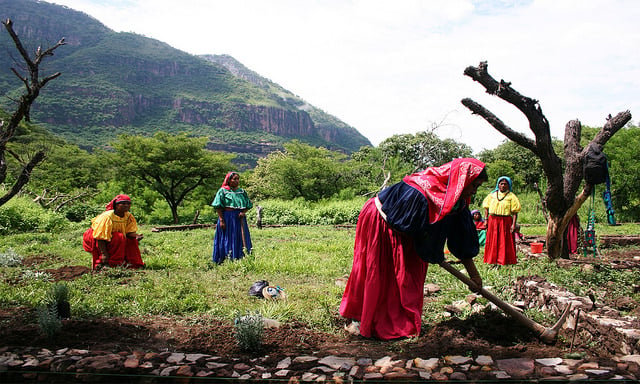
[530,242,544,254]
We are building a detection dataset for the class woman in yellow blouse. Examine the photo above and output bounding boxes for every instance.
[82,194,144,270]
[482,176,521,265]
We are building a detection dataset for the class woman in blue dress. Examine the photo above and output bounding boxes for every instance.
[211,172,253,264]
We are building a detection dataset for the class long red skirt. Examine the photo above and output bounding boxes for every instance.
[83,229,144,270]
[483,215,517,265]
[339,198,428,340]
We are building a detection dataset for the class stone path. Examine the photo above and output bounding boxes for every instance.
[1,347,639,382]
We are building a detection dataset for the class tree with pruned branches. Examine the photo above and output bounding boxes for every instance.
[462,61,631,259]
[0,19,65,207]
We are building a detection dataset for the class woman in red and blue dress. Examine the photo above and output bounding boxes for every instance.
[339,158,488,340]
[211,172,253,264]
[482,176,521,265]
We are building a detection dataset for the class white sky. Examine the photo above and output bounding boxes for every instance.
[50,0,639,153]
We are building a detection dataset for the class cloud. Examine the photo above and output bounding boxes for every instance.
[51,0,640,152]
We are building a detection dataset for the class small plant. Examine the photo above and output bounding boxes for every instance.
[0,248,23,267]
[46,282,71,319]
[20,270,52,282]
[46,282,70,303]
[234,311,264,352]
[36,304,62,337]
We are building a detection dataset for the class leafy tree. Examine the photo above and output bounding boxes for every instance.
[478,140,550,190]
[462,61,631,259]
[345,146,409,196]
[0,19,65,207]
[378,131,473,174]
[111,132,233,223]
[602,125,640,221]
[246,140,348,201]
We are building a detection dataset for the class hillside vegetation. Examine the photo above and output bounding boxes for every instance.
[0,0,371,167]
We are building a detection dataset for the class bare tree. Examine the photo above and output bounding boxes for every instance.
[462,61,631,259]
[0,19,65,207]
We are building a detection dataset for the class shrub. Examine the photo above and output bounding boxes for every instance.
[234,311,264,352]
[0,196,68,234]
[36,304,62,337]
[0,248,23,267]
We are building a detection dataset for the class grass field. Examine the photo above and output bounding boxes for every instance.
[1,221,639,335]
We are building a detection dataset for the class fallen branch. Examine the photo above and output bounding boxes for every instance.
[151,224,213,232]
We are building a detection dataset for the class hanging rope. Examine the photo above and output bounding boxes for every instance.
[603,162,617,225]
[584,188,597,257]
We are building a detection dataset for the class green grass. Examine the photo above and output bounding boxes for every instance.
[0,223,638,335]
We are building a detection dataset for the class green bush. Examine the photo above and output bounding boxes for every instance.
[61,203,102,222]
[36,304,62,337]
[234,311,264,352]
[0,196,68,234]
[0,248,23,267]
[245,197,365,226]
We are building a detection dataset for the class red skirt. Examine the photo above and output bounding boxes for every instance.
[83,228,144,270]
[339,198,428,340]
[483,215,517,265]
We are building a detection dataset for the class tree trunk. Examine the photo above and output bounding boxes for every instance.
[462,61,631,259]
[0,19,65,207]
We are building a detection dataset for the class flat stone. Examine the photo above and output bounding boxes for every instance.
[195,370,214,377]
[205,361,228,369]
[274,369,290,377]
[494,371,511,379]
[363,372,383,380]
[318,356,355,370]
[160,366,179,376]
[413,357,439,370]
[374,356,402,368]
[166,353,185,363]
[123,358,139,369]
[618,355,640,364]
[496,358,534,378]
[444,355,473,365]
[418,371,431,380]
[21,358,39,368]
[293,355,319,364]
[301,372,318,381]
[276,357,291,369]
[536,357,563,366]
[311,365,335,374]
[585,369,611,376]
[233,362,251,371]
[348,365,363,379]
[356,357,372,366]
[475,355,493,366]
[568,373,589,381]
[383,371,418,380]
[555,365,574,375]
[577,361,599,370]
[185,353,208,362]
[431,371,448,380]
[539,366,558,376]
[450,372,467,381]
[175,365,193,376]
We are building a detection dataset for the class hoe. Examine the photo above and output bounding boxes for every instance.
[439,261,573,344]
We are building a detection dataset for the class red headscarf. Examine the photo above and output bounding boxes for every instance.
[403,158,485,224]
[105,194,131,211]
[221,172,238,190]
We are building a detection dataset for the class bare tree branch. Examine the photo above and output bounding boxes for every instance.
[0,19,65,207]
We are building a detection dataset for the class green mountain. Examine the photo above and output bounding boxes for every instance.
[0,0,371,167]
